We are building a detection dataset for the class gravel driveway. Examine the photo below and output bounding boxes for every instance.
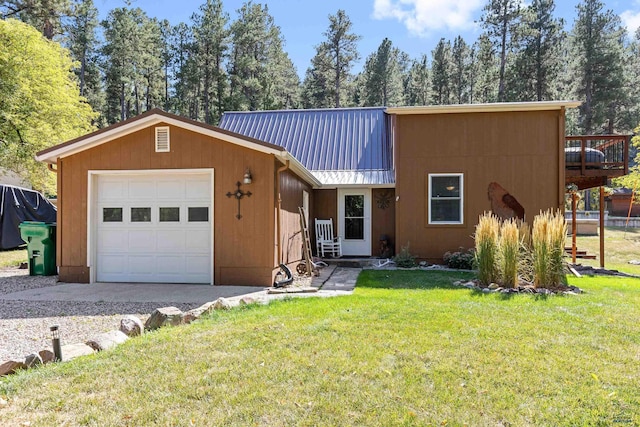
[0,268,196,362]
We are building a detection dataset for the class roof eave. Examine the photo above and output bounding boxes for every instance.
[279,152,322,188]
[319,183,396,189]
[386,101,582,115]
[35,112,285,164]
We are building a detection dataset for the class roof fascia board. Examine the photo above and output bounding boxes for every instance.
[386,101,582,115]
[36,114,285,163]
[279,152,322,188]
[320,183,396,189]
[36,115,163,162]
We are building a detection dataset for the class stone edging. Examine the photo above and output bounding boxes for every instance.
[452,280,583,295]
[0,295,258,377]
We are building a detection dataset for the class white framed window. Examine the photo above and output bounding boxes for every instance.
[155,126,170,152]
[428,173,463,224]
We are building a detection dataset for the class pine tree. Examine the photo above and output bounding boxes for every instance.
[302,9,360,108]
[102,7,166,123]
[159,19,173,111]
[507,0,564,101]
[139,17,165,112]
[450,36,472,104]
[480,0,521,102]
[228,1,299,111]
[405,55,430,106]
[570,0,628,134]
[623,28,640,139]
[472,34,499,103]
[67,0,103,122]
[192,0,229,123]
[0,0,71,39]
[172,22,199,118]
[361,38,407,106]
[431,38,452,105]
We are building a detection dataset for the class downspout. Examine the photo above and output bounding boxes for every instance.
[47,163,58,173]
[276,159,290,265]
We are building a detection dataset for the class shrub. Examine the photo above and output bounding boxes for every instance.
[393,243,416,268]
[443,249,475,270]
[498,219,520,288]
[475,212,500,285]
[532,209,567,288]
[517,221,534,285]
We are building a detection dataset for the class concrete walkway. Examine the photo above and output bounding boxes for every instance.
[0,282,266,304]
[1,266,361,304]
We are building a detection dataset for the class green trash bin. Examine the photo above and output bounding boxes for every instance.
[19,221,57,276]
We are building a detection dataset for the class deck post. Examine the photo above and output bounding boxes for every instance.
[599,186,605,268]
[572,193,577,264]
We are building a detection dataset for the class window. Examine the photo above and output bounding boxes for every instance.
[159,207,180,222]
[103,207,122,222]
[428,173,463,224]
[131,207,151,222]
[344,194,364,239]
[188,207,209,222]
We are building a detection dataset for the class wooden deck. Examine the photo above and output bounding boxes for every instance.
[565,135,630,190]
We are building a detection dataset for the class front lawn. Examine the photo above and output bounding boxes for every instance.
[0,248,27,268]
[1,270,639,426]
[569,226,640,275]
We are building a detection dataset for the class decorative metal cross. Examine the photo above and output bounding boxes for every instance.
[226,181,252,219]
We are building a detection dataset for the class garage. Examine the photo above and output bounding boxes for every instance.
[92,171,213,284]
[35,109,316,286]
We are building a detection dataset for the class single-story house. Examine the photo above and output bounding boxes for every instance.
[36,101,580,286]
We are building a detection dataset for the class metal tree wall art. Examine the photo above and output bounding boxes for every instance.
[376,190,392,209]
[226,181,252,219]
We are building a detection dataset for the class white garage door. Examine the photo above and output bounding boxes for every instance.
[95,173,212,284]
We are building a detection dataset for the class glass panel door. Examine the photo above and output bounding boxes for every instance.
[338,188,371,256]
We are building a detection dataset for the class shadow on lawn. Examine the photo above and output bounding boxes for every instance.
[356,270,475,291]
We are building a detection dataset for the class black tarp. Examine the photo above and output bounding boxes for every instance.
[0,185,57,250]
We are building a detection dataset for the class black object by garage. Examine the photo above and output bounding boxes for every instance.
[0,185,57,250]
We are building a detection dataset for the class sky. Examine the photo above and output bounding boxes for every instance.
[94,0,640,78]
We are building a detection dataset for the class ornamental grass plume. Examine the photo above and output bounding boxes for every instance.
[475,212,500,285]
[532,209,567,288]
[498,219,520,288]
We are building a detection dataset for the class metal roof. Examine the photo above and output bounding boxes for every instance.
[312,170,395,186]
[219,108,394,185]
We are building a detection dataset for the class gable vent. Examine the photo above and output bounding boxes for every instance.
[155,126,170,152]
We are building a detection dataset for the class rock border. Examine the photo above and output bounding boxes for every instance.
[0,296,262,377]
[452,279,583,295]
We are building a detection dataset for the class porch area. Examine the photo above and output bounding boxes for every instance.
[565,134,632,266]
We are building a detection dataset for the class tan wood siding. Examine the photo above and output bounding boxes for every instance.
[277,167,313,271]
[371,188,396,257]
[395,110,563,262]
[311,189,337,256]
[58,123,276,286]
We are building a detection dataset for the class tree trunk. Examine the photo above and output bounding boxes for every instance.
[120,82,126,121]
[498,8,508,102]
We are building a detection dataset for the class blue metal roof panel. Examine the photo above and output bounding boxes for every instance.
[219,108,393,173]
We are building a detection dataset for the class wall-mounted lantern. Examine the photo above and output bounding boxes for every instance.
[243,168,253,185]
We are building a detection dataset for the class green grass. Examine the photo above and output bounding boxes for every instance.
[0,248,27,268]
[2,270,640,426]
[568,226,640,275]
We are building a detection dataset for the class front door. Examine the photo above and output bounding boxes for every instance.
[338,188,371,256]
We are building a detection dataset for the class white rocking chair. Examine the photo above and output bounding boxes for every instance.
[315,218,342,258]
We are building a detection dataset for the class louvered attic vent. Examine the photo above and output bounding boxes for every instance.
[155,126,170,152]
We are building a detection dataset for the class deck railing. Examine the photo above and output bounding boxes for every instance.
[565,135,629,177]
